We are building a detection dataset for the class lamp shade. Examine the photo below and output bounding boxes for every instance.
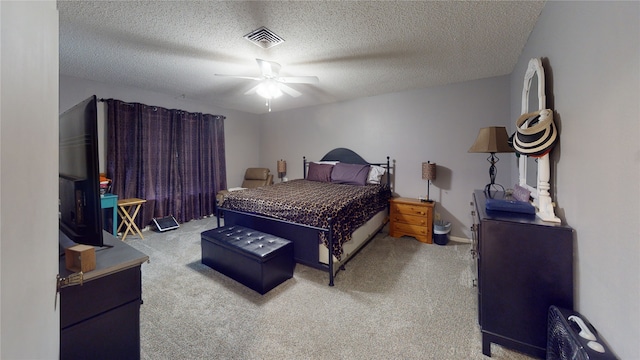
[468,126,514,153]
[422,162,436,181]
[277,159,286,174]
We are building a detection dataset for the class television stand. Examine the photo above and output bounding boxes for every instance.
[58,231,148,360]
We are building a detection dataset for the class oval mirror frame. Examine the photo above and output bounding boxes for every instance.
[518,58,560,223]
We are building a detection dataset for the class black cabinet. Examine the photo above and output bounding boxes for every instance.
[59,232,148,360]
[472,190,573,358]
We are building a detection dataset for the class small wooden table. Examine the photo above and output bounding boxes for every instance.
[117,198,146,240]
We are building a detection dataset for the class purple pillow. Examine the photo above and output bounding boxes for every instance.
[307,162,333,182]
[331,163,370,186]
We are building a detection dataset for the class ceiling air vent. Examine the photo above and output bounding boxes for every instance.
[243,27,284,49]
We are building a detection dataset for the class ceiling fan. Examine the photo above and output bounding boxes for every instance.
[215,58,319,111]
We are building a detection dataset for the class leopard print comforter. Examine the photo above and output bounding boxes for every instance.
[221,179,391,260]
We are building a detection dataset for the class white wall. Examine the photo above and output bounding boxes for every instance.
[259,76,512,239]
[1,1,60,358]
[59,75,262,189]
[510,2,639,358]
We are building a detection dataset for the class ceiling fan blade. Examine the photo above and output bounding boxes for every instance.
[279,83,302,98]
[278,76,319,84]
[244,84,261,95]
[256,58,281,78]
[215,74,262,81]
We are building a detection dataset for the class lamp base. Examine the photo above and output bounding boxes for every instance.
[484,183,505,196]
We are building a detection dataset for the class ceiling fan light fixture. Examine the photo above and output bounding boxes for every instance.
[256,80,283,99]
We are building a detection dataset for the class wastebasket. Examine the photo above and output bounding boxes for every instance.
[433,220,451,245]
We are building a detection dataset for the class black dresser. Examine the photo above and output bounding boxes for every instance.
[59,231,148,360]
[472,190,574,358]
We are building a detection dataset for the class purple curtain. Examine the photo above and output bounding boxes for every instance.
[106,99,226,228]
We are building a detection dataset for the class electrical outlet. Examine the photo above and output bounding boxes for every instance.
[435,212,441,221]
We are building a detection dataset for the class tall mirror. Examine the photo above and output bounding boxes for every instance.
[518,58,560,223]
[524,74,539,189]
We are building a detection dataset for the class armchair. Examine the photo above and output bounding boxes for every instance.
[217,168,273,206]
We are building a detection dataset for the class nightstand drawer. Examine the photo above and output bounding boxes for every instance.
[393,203,429,216]
[393,222,430,237]
[391,213,429,226]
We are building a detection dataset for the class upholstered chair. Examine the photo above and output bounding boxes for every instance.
[216,168,273,206]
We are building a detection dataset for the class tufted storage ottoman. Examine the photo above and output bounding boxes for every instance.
[201,225,294,294]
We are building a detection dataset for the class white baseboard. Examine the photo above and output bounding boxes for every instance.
[450,235,471,244]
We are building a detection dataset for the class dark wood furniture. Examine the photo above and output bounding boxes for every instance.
[389,197,434,243]
[59,231,148,360]
[472,190,574,358]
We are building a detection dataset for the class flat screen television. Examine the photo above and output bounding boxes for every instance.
[59,95,104,247]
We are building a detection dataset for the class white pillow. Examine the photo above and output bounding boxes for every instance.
[367,165,386,184]
[228,187,247,192]
[312,161,340,165]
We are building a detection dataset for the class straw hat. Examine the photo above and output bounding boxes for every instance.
[513,109,557,157]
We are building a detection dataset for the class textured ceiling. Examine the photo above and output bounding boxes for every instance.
[58,1,545,114]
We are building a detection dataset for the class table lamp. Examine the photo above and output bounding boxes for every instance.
[422,161,436,202]
[277,159,286,182]
[468,126,514,193]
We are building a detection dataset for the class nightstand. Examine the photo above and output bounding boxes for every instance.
[389,197,434,244]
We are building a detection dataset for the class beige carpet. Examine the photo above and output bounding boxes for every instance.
[126,217,534,360]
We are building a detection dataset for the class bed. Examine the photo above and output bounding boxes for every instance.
[217,148,392,286]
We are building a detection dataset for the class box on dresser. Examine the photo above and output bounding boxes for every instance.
[64,244,96,272]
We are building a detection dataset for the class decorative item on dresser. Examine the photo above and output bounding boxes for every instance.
[421,161,436,202]
[471,190,573,358]
[389,197,434,244]
[468,126,514,193]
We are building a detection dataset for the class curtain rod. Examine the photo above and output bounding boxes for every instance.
[98,98,225,119]
[99,98,133,105]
